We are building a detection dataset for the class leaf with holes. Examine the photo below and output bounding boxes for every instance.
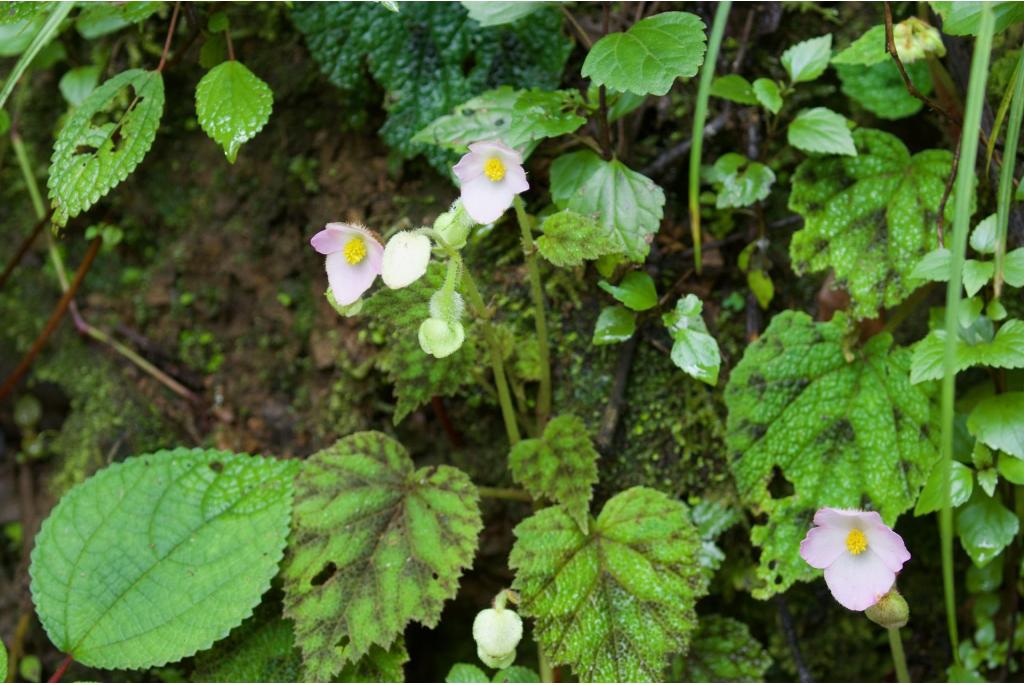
[196,60,274,163]
[724,310,938,598]
[48,68,164,226]
[789,128,954,319]
[362,262,477,423]
[29,448,296,669]
[510,487,707,682]
[550,150,665,261]
[282,432,481,680]
[536,209,618,267]
[581,11,707,96]
[672,616,772,682]
[509,414,599,533]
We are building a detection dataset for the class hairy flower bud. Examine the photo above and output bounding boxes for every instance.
[434,201,475,249]
[473,606,523,670]
[382,231,431,289]
[865,588,909,629]
[418,318,465,358]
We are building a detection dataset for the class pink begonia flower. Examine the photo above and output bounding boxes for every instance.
[310,223,384,306]
[799,507,911,611]
[453,140,529,224]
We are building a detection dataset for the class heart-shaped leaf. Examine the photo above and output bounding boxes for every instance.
[196,60,274,163]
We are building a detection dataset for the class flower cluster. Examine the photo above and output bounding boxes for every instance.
[309,140,528,359]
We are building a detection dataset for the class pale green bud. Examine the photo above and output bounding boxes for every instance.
[473,607,523,670]
[429,289,465,321]
[865,588,909,629]
[434,201,475,249]
[418,318,465,358]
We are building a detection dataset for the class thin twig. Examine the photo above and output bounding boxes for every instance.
[937,133,963,247]
[155,2,182,73]
[0,238,102,403]
[776,595,813,682]
[884,2,958,123]
[225,27,235,61]
[560,5,593,49]
[0,210,50,290]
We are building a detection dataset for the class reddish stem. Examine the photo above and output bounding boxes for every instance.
[225,28,235,61]
[47,654,73,683]
[156,2,182,73]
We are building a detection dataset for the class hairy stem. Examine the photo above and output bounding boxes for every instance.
[939,6,995,664]
[687,1,731,274]
[513,196,552,430]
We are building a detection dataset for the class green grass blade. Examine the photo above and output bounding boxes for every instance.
[994,49,1024,298]
[0,3,72,111]
[940,5,995,664]
[688,1,731,275]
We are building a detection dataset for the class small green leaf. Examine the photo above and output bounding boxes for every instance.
[1005,248,1024,287]
[509,414,598,533]
[977,468,999,497]
[447,663,489,683]
[536,209,617,267]
[30,448,296,669]
[963,259,995,296]
[58,65,100,107]
[789,128,954,319]
[725,311,938,597]
[462,1,544,27]
[970,214,997,253]
[967,392,1024,458]
[48,69,164,227]
[550,150,665,261]
[494,666,540,683]
[752,78,782,114]
[663,294,721,386]
[599,271,657,311]
[831,25,888,65]
[196,60,274,163]
[674,616,772,682]
[582,11,707,96]
[414,87,585,155]
[911,248,952,281]
[710,74,757,105]
[706,153,775,209]
[911,319,1024,383]
[957,493,1019,567]
[915,460,973,516]
[510,487,708,682]
[282,432,481,680]
[207,11,229,33]
[592,305,636,345]
[787,107,856,156]
[781,34,832,83]
[748,269,774,309]
[997,453,1024,485]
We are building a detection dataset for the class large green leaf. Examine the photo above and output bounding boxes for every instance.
[674,616,772,682]
[413,87,585,154]
[789,128,954,319]
[931,1,1024,35]
[911,319,1024,383]
[30,448,296,669]
[282,432,481,680]
[836,60,932,120]
[195,60,274,163]
[787,107,856,156]
[967,392,1024,458]
[550,150,665,261]
[724,311,938,597]
[509,414,599,533]
[48,69,164,226]
[291,2,570,172]
[536,209,618,267]
[510,487,707,682]
[581,11,707,96]
[957,492,1019,567]
[362,262,477,424]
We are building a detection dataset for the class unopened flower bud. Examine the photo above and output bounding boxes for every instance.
[473,606,522,670]
[865,588,909,629]
[434,201,475,249]
[382,231,431,289]
[418,318,465,358]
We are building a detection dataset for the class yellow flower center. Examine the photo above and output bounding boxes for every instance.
[484,157,506,182]
[343,237,367,265]
[846,529,868,556]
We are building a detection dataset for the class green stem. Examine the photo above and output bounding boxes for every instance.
[461,267,522,446]
[538,650,554,684]
[476,486,532,503]
[994,48,1024,299]
[687,0,731,275]
[0,2,72,110]
[939,7,995,664]
[888,628,911,683]
[513,196,551,430]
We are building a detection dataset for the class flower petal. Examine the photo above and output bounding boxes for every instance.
[382,232,432,289]
[461,174,515,224]
[864,518,911,572]
[468,140,522,165]
[326,251,379,305]
[503,162,529,195]
[824,550,896,611]
[812,507,862,530]
[311,222,379,255]
[453,150,484,183]
[800,524,849,569]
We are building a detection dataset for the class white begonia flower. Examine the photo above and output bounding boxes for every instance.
[382,231,432,289]
[472,606,523,670]
[309,223,384,306]
[418,318,465,359]
[452,140,529,225]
